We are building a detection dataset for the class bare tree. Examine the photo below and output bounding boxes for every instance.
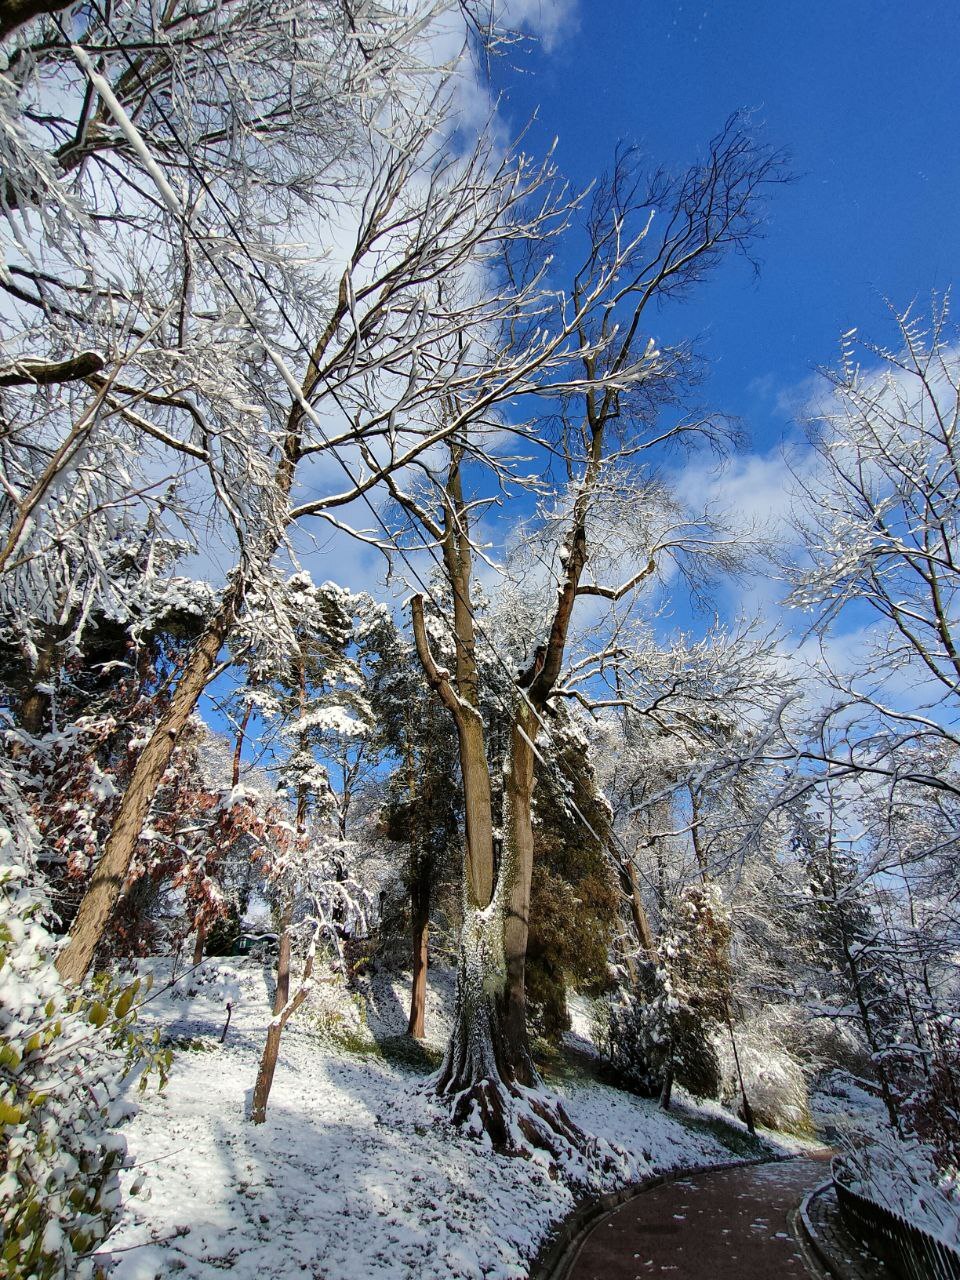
[785,301,960,849]
[25,4,578,983]
[394,118,786,1154]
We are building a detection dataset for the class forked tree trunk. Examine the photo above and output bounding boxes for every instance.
[252,949,315,1124]
[274,917,292,1016]
[55,586,240,984]
[407,448,615,1161]
[412,593,592,1162]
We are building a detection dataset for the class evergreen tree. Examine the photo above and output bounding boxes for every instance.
[526,716,618,1043]
[359,596,461,1037]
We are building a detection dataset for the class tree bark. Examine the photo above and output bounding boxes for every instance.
[252,950,314,1125]
[232,701,252,788]
[0,352,106,386]
[410,592,494,913]
[274,917,292,1016]
[192,921,206,967]
[689,783,709,880]
[19,627,57,736]
[659,1062,674,1111]
[501,701,537,1083]
[55,584,240,984]
[624,859,657,960]
[409,458,597,1156]
[407,864,429,1039]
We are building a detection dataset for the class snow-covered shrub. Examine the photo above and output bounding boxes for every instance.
[598,884,730,1101]
[837,1129,960,1248]
[0,839,170,1277]
[740,1002,867,1076]
[715,1015,812,1134]
[594,988,657,1096]
[598,981,721,1100]
[802,1014,873,1077]
[895,1014,960,1174]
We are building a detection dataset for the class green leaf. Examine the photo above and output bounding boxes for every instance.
[114,987,135,1019]
[0,1100,23,1125]
[88,1002,110,1028]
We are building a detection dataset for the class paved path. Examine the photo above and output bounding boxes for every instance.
[567,1156,833,1280]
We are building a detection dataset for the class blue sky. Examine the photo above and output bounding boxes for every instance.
[490,0,960,457]
[209,1,960,754]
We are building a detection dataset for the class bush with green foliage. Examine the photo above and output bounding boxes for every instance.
[598,969,722,1100]
[0,850,170,1279]
[527,726,619,1042]
[597,883,731,1100]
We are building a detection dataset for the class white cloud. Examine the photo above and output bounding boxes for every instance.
[497,0,579,52]
[667,436,825,574]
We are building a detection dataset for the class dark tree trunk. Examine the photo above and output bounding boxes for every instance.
[232,701,253,787]
[0,0,72,41]
[19,628,58,736]
[659,1062,674,1111]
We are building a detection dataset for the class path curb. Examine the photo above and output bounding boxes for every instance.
[796,1180,848,1279]
[529,1150,796,1280]
[795,1180,886,1280]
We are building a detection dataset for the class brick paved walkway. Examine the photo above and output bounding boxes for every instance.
[803,1180,888,1279]
[567,1156,834,1280]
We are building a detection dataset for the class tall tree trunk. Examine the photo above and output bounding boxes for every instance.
[689,783,709,880]
[501,701,537,1083]
[274,914,292,1016]
[407,856,430,1039]
[413,594,588,1160]
[232,700,253,787]
[623,858,657,960]
[192,921,207,967]
[55,584,240,984]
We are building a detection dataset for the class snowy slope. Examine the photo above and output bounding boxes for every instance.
[97,959,784,1280]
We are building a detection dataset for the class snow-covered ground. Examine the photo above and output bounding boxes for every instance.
[97,958,800,1280]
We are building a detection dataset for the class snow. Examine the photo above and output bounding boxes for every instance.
[96,959,789,1280]
[835,1127,960,1250]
